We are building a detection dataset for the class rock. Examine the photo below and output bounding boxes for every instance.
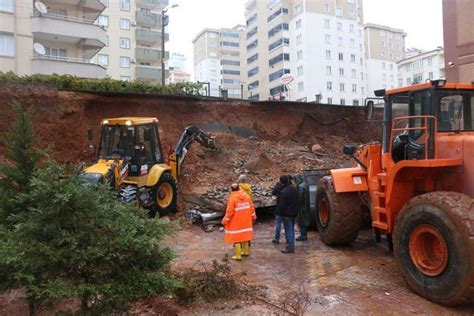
[311,143,322,152]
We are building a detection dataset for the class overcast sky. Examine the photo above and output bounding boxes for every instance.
[166,0,443,76]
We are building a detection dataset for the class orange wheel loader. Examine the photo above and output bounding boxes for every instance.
[315,80,474,305]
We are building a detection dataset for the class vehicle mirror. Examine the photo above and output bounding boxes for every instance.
[343,144,357,155]
[87,128,93,141]
[365,100,374,121]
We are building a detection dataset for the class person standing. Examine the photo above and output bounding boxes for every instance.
[222,183,257,260]
[271,175,286,244]
[274,175,298,253]
[238,174,253,201]
[293,174,310,241]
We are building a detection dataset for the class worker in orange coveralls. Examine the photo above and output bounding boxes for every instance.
[221,183,257,260]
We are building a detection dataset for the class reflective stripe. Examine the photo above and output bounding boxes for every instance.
[235,202,251,211]
[251,213,256,217]
[222,217,230,222]
[225,227,253,234]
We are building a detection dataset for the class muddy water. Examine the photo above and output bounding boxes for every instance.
[172,220,474,315]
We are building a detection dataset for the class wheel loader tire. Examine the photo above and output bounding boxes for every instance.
[315,176,362,245]
[151,172,177,217]
[394,192,474,306]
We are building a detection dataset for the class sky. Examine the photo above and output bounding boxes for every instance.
[166,0,443,76]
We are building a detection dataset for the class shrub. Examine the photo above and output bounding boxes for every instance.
[0,162,177,313]
[0,71,203,96]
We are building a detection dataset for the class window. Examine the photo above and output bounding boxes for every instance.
[353,100,359,106]
[120,76,130,81]
[351,54,356,62]
[297,50,303,60]
[398,79,403,87]
[380,30,386,36]
[120,0,130,11]
[407,77,412,85]
[352,84,357,92]
[118,19,129,29]
[247,27,257,39]
[338,37,343,46]
[351,69,356,78]
[98,54,109,66]
[295,4,302,14]
[348,9,355,17]
[390,64,394,71]
[268,7,289,22]
[296,34,303,45]
[326,66,332,75]
[247,53,258,64]
[221,60,240,66]
[269,53,290,67]
[209,41,217,48]
[222,32,240,38]
[427,57,433,66]
[336,6,342,16]
[325,50,331,59]
[246,13,257,26]
[323,3,330,12]
[429,71,434,79]
[269,68,290,81]
[350,39,355,47]
[340,99,345,105]
[340,83,345,91]
[350,24,355,33]
[209,51,217,57]
[361,72,364,80]
[98,15,109,27]
[269,38,289,51]
[268,23,289,38]
[0,0,13,12]
[120,37,130,49]
[248,67,259,77]
[337,22,342,31]
[338,53,344,61]
[325,34,330,44]
[221,41,239,47]
[361,87,365,95]
[327,82,332,91]
[45,47,66,59]
[327,97,333,104]
[248,81,259,89]
[296,19,302,29]
[222,69,240,75]
[324,19,330,29]
[0,33,14,57]
[120,56,130,68]
[339,68,344,76]
[297,66,303,76]
[298,82,304,92]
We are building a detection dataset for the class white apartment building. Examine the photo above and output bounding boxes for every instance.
[0,0,107,78]
[193,25,246,98]
[97,0,169,82]
[167,52,191,84]
[245,0,366,105]
[397,47,445,86]
[168,52,186,70]
[365,23,406,96]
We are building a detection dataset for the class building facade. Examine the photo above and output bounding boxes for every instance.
[0,0,107,78]
[397,47,445,86]
[443,0,474,83]
[244,0,366,105]
[364,23,406,96]
[167,52,191,84]
[193,25,246,98]
[98,0,169,82]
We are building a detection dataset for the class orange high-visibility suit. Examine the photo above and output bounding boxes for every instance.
[222,190,256,244]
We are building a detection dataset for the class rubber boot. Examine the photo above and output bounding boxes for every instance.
[241,241,250,257]
[232,243,242,261]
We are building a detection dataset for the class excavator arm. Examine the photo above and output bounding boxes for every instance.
[168,125,217,180]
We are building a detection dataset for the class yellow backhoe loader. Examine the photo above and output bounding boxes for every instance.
[83,117,216,216]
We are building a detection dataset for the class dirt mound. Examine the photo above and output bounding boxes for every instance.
[246,152,274,173]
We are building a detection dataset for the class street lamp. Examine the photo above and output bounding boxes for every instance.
[161,4,179,87]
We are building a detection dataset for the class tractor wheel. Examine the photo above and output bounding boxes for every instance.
[151,173,177,217]
[315,176,362,245]
[394,192,474,305]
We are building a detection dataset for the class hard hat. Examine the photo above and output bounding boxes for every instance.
[239,174,246,182]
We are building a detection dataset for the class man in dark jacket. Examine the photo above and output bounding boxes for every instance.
[273,175,298,253]
[271,176,286,244]
[294,174,310,241]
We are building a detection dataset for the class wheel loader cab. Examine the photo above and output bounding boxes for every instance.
[98,119,164,177]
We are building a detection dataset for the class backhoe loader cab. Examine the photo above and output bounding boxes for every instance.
[84,117,216,217]
[315,81,474,306]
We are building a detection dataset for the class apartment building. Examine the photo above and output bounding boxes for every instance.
[244,0,366,105]
[0,0,107,78]
[193,25,246,98]
[397,47,445,86]
[443,0,474,82]
[364,23,406,96]
[97,0,169,82]
[167,52,191,84]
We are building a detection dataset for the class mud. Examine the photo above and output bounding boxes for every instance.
[172,221,474,315]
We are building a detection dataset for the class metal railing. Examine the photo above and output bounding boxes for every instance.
[33,11,101,26]
[32,54,102,66]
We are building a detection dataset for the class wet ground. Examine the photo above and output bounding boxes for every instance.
[172,215,474,315]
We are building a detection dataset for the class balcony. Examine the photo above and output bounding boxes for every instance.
[31,13,106,59]
[42,0,106,20]
[31,56,106,79]
[135,66,169,81]
[136,10,161,27]
[135,28,169,44]
[135,47,169,62]
[136,0,168,10]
